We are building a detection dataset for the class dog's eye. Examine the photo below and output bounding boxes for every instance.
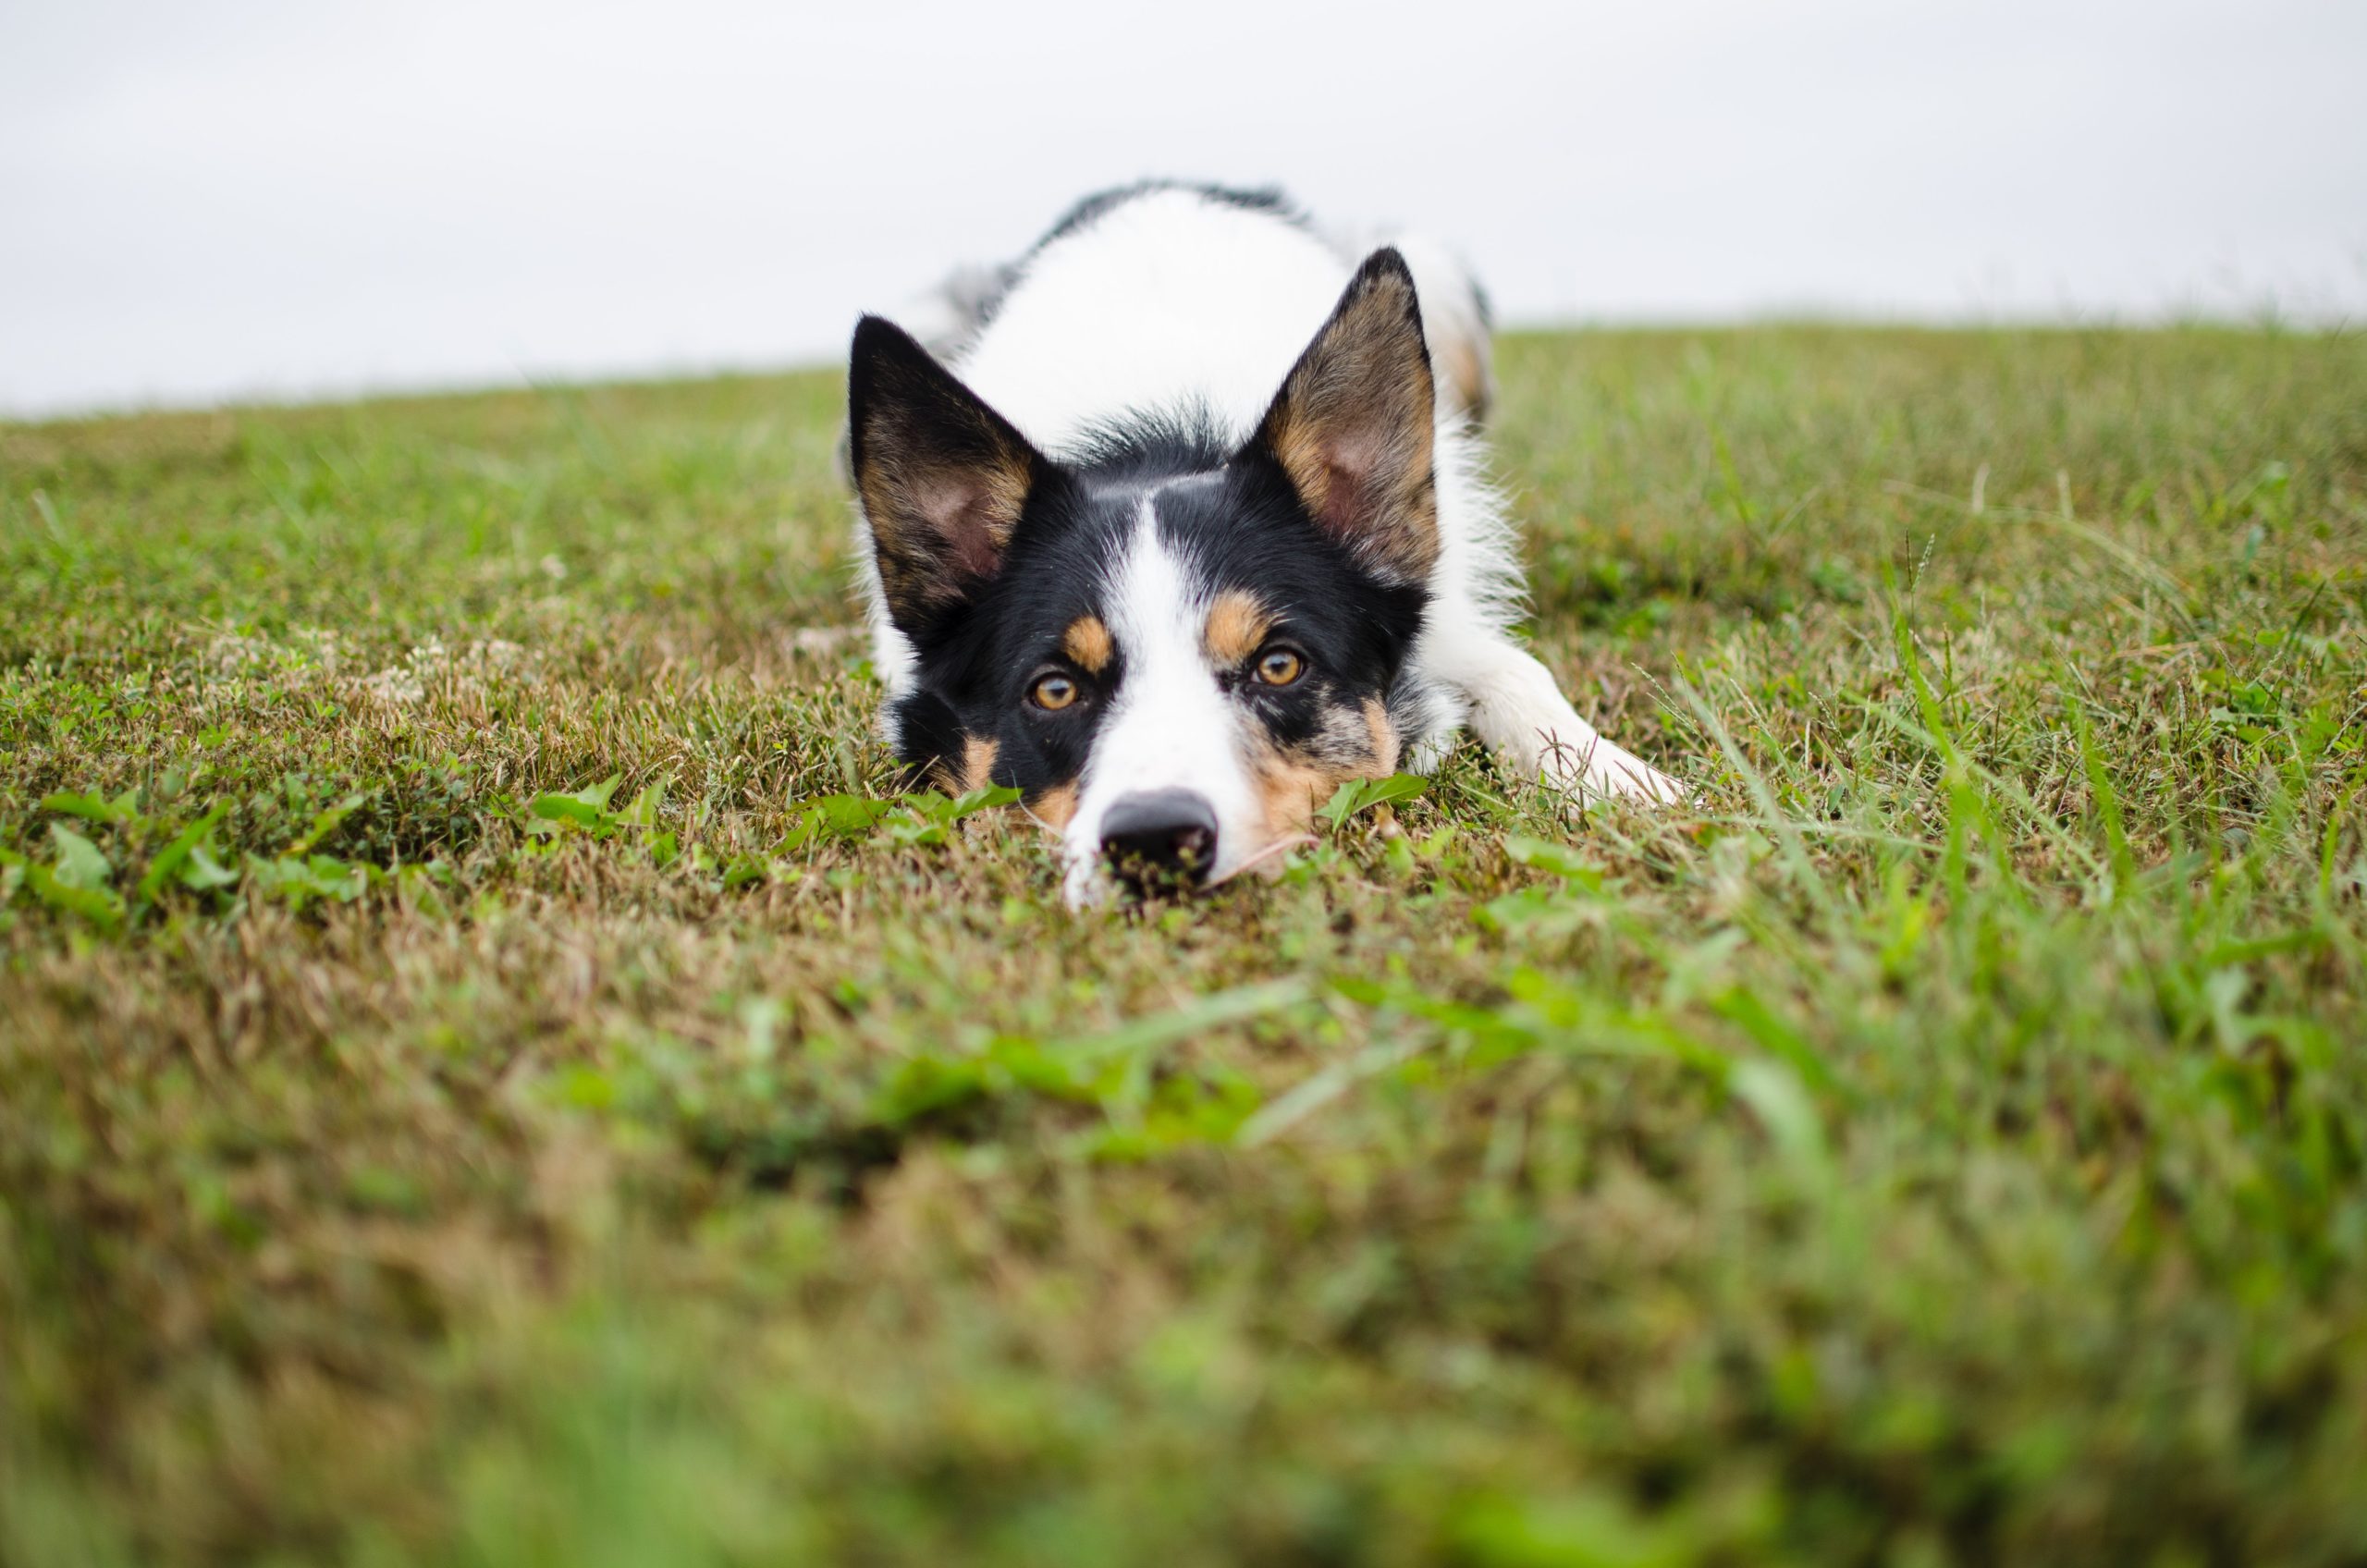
[1253,647,1305,687]
[1030,672,1081,711]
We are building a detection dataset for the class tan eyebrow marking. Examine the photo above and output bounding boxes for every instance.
[1061,616,1113,673]
[1203,589,1273,667]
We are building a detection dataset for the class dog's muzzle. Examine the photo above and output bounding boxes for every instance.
[1098,789,1220,894]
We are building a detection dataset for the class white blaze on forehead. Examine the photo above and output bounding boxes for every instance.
[1061,493,1263,904]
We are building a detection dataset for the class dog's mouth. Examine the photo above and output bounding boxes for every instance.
[1063,821,1315,908]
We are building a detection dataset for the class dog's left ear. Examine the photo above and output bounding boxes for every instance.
[849,314,1049,630]
[1244,248,1439,585]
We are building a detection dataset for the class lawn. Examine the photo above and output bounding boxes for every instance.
[3,325,2364,1566]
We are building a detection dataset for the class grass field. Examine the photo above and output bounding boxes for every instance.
[4,325,2365,1566]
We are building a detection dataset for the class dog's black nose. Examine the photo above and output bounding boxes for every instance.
[1099,789,1220,892]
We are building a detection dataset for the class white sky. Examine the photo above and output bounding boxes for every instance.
[4,0,2363,417]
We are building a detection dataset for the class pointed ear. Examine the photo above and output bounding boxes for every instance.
[1245,249,1439,585]
[848,314,1048,629]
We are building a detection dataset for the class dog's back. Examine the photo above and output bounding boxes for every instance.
[899,183,1494,446]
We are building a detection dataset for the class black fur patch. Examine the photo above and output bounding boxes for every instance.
[1034,180,1304,251]
[966,182,1314,340]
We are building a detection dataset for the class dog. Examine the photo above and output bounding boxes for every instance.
[846,182,1681,905]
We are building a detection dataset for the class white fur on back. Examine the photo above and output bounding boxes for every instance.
[950,190,1352,455]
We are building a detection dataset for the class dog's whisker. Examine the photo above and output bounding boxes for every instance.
[1209,833,1317,886]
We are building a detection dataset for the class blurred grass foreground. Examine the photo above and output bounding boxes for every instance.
[4,325,2365,1564]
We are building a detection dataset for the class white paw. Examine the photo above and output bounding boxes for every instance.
[1538,735,1689,809]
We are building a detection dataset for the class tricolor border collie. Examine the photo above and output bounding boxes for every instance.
[848,182,1682,905]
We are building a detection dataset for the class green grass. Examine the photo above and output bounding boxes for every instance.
[4,325,2364,1566]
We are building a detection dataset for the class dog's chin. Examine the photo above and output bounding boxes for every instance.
[1061,856,1116,911]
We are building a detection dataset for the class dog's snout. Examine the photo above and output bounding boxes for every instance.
[1098,789,1220,892]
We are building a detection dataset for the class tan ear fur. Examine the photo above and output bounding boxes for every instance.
[848,315,1045,627]
[1248,250,1440,586]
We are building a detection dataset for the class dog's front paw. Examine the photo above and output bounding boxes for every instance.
[1539,735,1689,811]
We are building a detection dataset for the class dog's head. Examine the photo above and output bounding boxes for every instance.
[850,250,1439,904]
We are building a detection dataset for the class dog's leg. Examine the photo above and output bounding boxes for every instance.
[1422,627,1685,805]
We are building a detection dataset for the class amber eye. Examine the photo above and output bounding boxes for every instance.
[1254,647,1305,686]
[1030,672,1080,711]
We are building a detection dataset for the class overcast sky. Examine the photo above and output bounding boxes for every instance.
[4,0,2363,417]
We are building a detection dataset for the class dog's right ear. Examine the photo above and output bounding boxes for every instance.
[848,315,1047,630]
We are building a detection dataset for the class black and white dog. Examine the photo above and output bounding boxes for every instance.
[847,183,1680,904]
